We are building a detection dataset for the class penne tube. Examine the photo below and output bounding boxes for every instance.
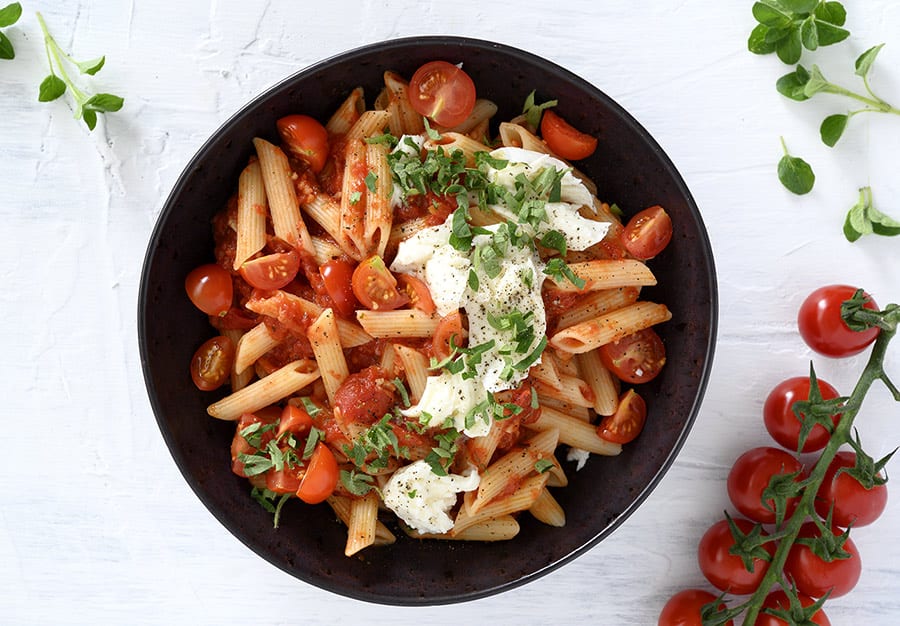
[207,360,320,421]
[452,473,549,536]
[536,394,591,421]
[529,488,566,527]
[345,110,391,144]
[326,86,365,135]
[383,71,424,136]
[444,98,498,135]
[543,454,569,488]
[392,344,429,404]
[338,139,368,259]
[465,419,504,471]
[576,350,619,416]
[327,495,396,546]
[252,137,314,254]
[364,142,392,258]
[307,309,349,405]
[233,160,267,270]
[546,259,657,293]
[234,322,281,375]
[356,310,440,338]
[550,301,672,354]
[310,235,345,265]
[556,287,640,331]
[423,132,490,166]
[533,373,595,408]
[301,193,344,247]
[344,491,380,556]
[531,405,622,456]
[221,328,254,391]
[411,516,519,541]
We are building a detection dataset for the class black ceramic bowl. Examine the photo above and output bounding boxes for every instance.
[139,36,717,605]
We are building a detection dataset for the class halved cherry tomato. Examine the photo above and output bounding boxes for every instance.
[240,250,301,290]
[296,442,339,504]
[763,376,841,453]
[540,109,598,160]
[599,328,666,384]
[276,114,329,173]
[190,335,235,391]
[266,465,303,494]
[658,589,733,626]
[277,404,314,438]
[351,256,408,310]
[185,263,233,316]
[231,412,277,477]
[758,590,831,626]
[432,311,465,362]
[784,522,861,598]
[727,446,805,525]
[398,274,436,314]
[597,389,647,444]
[621,205,673,260]
[815,451,888,528]
[408,60,477,127]
[320,258,359,318]
[798,285,880,357]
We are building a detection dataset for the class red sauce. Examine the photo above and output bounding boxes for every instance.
[332,366,397,429]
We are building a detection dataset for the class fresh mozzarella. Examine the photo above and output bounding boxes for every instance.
[382,460,480,534]
[400,371,490,438]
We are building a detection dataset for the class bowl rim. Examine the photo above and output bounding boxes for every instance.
[138,34,718,605]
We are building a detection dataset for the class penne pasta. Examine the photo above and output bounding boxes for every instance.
[207,360,320,421]
[575,350,620,416]
[252,137,314,254]
[233,160,268,270]
[392,344,429,404]
[530,488,566,527]
[531,405,623,456]
[555,287,641,331]
[550,301,673,354]
[355,309,440,338]
[234,322,281,375]
[307,309,349,405]
[546,259,657,292]
[344,491,380,556]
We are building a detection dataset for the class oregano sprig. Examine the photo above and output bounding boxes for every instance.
[748,0,849,64]
[36,11,123,131]
[0,2,22,60]
[842,186,900,243]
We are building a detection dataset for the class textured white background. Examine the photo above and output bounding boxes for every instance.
[2,1,899,624]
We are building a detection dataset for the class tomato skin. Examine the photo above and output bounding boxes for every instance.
[231,412,277,477]
[621,205,673,260]
[277,405,314,438]
[351,256,408,311]
[727,446,805,524]
[276,114,329,173]
[797,285,880,357]
[815,451,887,528]
[784,522,861,598]
[698,518,774,595]
[266,465,303,494]
[240,250,301,291]
[320,259,359,318]
[658,589,733,626]
[763,376,841,453]
[432,311,465,361]
[599,328,666,384]
[540,109,598,160]
[408,60,477,128]
[757,590,831,626]
[185,263,233,316]
[296,442,338,504]
[332,366,397,430]
[190,335,235,391]
[397,274,436,315]
[597,389,647,444]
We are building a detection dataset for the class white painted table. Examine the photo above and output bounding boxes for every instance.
[3,1,899,624]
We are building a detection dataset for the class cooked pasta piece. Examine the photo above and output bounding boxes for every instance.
[234,322,281,375]
[252,137,314,254]
[575,350,620,416]
[452,473,549,537]
[327,495,396,546]
[307,309,349,405]
[344,491,380,556]
[355,309,440,338]
[550,301,672,354]
[364,142,392,258]
[547,259,657,292]
[530,488,566,527]
[392,344,429,404]
[555,287,640,330]
[233,160,267,270]
[531,405,622,456]
[411,515,520,541]
[326,86,365,135]
[221,328,254,391]
[207,360,321,421]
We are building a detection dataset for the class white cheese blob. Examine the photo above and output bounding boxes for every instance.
[382,460,480,534]
[566,447,591,471]
[400,371,490,438]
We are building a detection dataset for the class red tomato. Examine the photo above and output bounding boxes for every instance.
[190,335,235,391]
[758,590,831,626]
[621,205,673,260]
[698,518,774,595]
[598,328,666,384]
[266,465,303,494]
[727,446,805,525]
[296,442,338,504]
[432,311,465,361]
[319,258,359,318]
[763,376,841,453]
[407,60,476,127]
[797,285,880,357]
[784,522,861,598]
[277,405,314,438]
[398,274,436,314]
[597,389,647,444]
[231,412,277,477]
[815,451,888,528]
[185,263,233,316]
[540,109,598,160]
[658,589,733,626]
[332,366,397,429]
[239,250,301,290]
[351,256,408,311]
[276,114,329,173]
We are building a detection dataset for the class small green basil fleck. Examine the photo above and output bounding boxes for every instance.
[854,44,884,78]
[819,114,848,147]
[364,171,378,192]
[777,138,815,195]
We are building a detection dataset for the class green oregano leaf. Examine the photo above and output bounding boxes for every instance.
[0,2,22,28]
[777,138,815,195]
[855,44,884,78]
[820,114,848,147]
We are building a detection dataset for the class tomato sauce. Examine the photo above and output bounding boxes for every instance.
[332,366,397,429]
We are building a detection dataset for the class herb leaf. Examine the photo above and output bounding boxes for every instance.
[854,43,884,78]
[777,138,815,195]
[84,93,124,112]
[843,186,900,242]
[819,113,848,147]
[521,90,557,132]
[776,65,811,101]
[76,56,106,76]
[38,75,67,102]
[0,30,12,60]
[0,2,21,28]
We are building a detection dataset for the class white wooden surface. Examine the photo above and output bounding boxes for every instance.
[2,1,899,624]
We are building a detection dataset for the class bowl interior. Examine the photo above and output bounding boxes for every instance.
[139,36,716,605]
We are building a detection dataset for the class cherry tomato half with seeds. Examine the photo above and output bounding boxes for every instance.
[296,442,339,504]
[763,376,841,453]
[276,114,330,173]
[266,465,303,494]
[185,263,233,316]
[432,311,466,362]
[783,521,861,599]
[407,61,477,128]
[758,590,831,626]
[320,258,359,318]
[798,284,880,357]
[597,389,647,444]
[190,335,235,391]
[727,446,805,525]
[397,274,436,315]
[240,250,301,291]
[698,517,774,595]
[351,256,408,311]
[815,450,888,528]
[658,589,733,626]
[599,328,666,384]
[621,205,673,260]
[540,109,598,160]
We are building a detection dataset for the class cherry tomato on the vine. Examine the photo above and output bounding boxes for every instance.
[798,284,880,357]
[351,256,408,311]
[783,521,861,598]
[698,517,774,595]
[727,446,805,525]
[758,590,831,626]
[658,589,733,626]
[763,376,841,453]
[599,327,666,384]
[540,109,598,160]
[815,450,888,528]
[407,61,476,128]
[240,250,301,291]
[276,114,329,173]
[185,263,233,316]
[621,205,673,260]
[190,335,235,391]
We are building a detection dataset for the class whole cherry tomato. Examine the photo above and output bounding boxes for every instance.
[815,450,888,528]
[727,446,805,525]
[797,285,879,357]
[763,375,841,453]
[698,517,774,595]
[783,521,861,599]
